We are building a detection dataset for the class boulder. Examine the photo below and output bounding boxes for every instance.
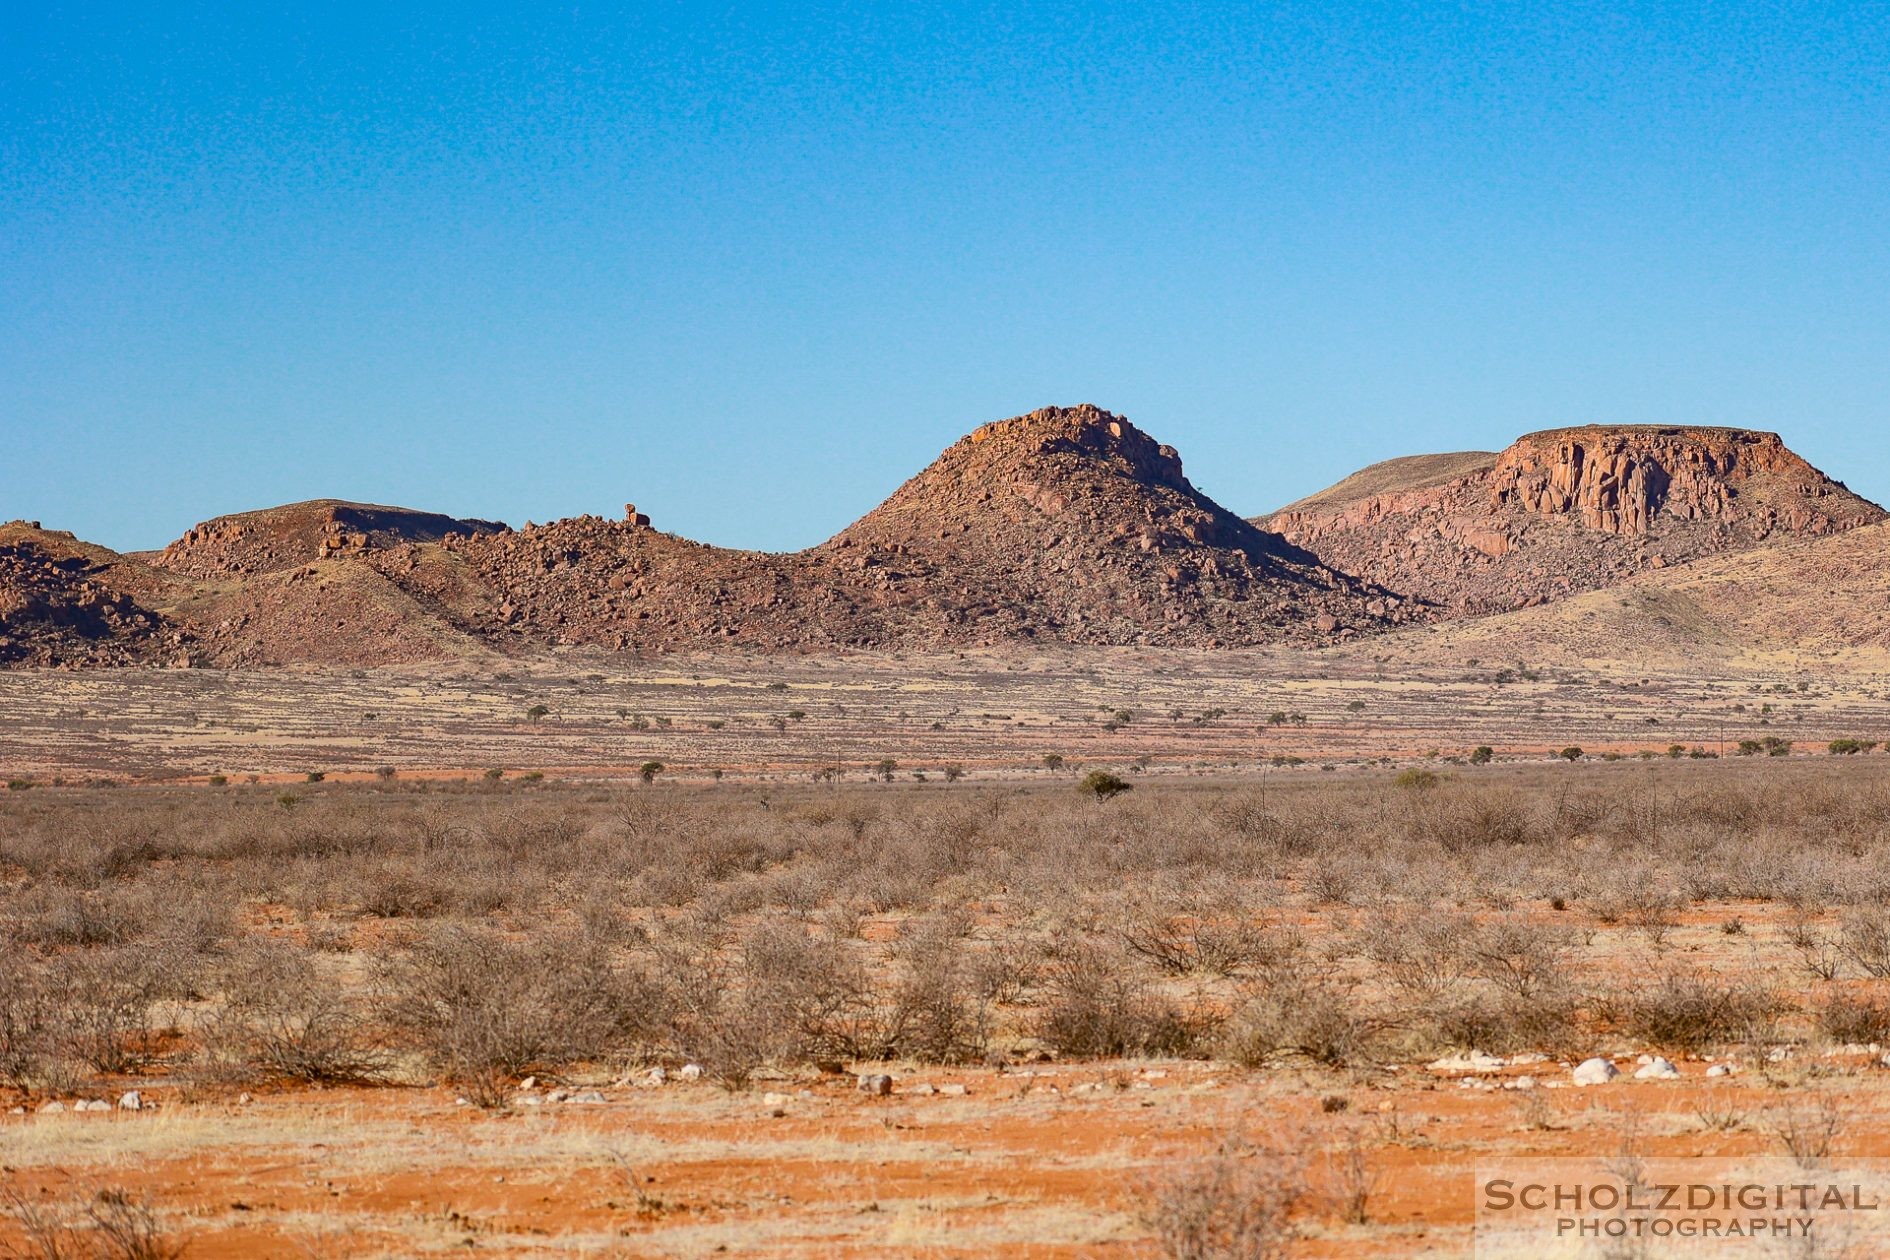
[1571,1058,1618,1086]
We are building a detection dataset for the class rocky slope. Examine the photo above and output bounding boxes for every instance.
[6,412,1881,669]
[0,522,191,667]
[1263,426,1883,615]
[369,405,1397,652]
[1361,519,1890,672]
[152,500,507,579]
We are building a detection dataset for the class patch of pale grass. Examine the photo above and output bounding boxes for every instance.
[628,1200,1137,1257]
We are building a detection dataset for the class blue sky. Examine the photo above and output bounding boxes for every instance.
[3,3,1887,551]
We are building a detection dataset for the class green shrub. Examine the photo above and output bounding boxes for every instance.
[1077,770,1131,801]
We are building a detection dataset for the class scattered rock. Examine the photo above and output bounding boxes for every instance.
[1633,1057,1680,1081]
[1572,1058,1619,1086]
[117,1091,143,1111]
[856,1074,893,1096]
[565,1090,607,1105]
[678,1064,704,1081]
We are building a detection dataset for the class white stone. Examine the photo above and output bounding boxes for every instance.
[76,1099,110,1112]
[1572,1058,1619,1086]
[1706,1064,1735,1078]
[566,1090,607,1105]
[117,1091,142,1111]
[761,1092,791,1107]
[38,1101,65,1114]
[939,1083,969,1096]
[1634,1057,1680,1080]
[678,1063,704,1081]
[515,1093,544,1107]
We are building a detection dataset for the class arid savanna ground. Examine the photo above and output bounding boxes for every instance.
[10,650,1890,1256]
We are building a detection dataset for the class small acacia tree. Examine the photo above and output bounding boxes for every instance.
[639,760,664,785]
[1078,770,1132,801]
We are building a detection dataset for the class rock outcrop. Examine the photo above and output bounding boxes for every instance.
[154,500,508,579]
[5,412,1882,668]
[0,523,188,667]
[370,405,1397,652]
[1487,426,1867,536]
[1263,425,1883,616]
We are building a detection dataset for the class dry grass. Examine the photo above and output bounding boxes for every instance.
[7,758,1890,1254]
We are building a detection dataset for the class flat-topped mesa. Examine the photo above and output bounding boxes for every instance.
[1260,424,1884,618]
[1489,426,1870,537]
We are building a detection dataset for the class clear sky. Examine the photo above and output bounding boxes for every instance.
[3,3,1886,552]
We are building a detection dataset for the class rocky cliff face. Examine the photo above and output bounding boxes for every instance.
[1487,426,1868,537]
[1263,425,1883,615]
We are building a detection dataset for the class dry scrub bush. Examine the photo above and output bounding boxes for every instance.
[377,924,663,1106]
[1141,1130,1308,1260]
[1840,909,1890,978]
[1037,940,1204,1059]
[1120,903,1292,979]
[738,915,899,1061]
[0,955,86,1093]
[15,761,1890,1093]
[1355,906,1475,1000]
[198,940,386,1084]
[1814,993,1890,1046]
[1222,972,1383,1068]
[1425,990,1585,1057]
[35,948,181,1075]
[1616,971,1783,1055]
[1,1185,185,1260]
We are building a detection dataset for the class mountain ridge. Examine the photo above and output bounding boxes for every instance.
[3,410,1880,668]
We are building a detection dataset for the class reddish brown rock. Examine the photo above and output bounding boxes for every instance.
[1263,425,1883,616]
[358,405,1392,653]
[154,500,508,579]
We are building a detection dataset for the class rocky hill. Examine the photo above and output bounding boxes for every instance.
[370,405,1397,652]
[1263,426,1883,615]
[152,500,508,579]
[1361,519,1890,673]
[5,412,1881,669]
[0,522,190,667]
